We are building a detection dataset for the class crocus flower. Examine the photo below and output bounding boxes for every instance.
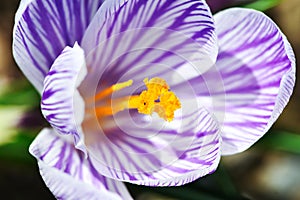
[13,0,295,199]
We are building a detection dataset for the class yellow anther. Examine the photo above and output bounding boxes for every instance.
[93,77,181,122]
[128,77,181,121]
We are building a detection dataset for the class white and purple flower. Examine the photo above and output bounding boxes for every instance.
[13,0,295,199]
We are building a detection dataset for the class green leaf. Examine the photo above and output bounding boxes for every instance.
[0,80,39,106]
[188,163,241,199]
[243,0,281,11]
[214,163,239,198]
[260,131,300,154]
[0,130,36,163]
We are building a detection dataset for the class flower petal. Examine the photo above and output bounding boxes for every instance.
[81,0,218,92]
[85,105,221,186]
[13,0,104,92]
[213,8,296,155]
[29,128,132,200]
[41,43,87,153]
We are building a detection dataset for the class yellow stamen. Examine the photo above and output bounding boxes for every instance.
[93,79,133,101]
[112,79,133,91]
[93,77,181,122]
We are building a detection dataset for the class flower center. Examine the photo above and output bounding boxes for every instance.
[93,77,181,122]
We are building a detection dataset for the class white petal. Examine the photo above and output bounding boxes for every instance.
[213,8,296,154]
[13,0,104,91]
[41,43,87,153]
[29,128,132,200]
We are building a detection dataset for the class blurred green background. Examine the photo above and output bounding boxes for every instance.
[0,0,299,199]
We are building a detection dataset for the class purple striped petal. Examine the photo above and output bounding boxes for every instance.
[13,0,104,92]
[29,128,132,200]
[41,43,87,153]
[85,106,220,186]
[213,8,296,155]
[80,0,218,93]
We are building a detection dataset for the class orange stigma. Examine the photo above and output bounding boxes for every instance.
[93,77,181,122]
